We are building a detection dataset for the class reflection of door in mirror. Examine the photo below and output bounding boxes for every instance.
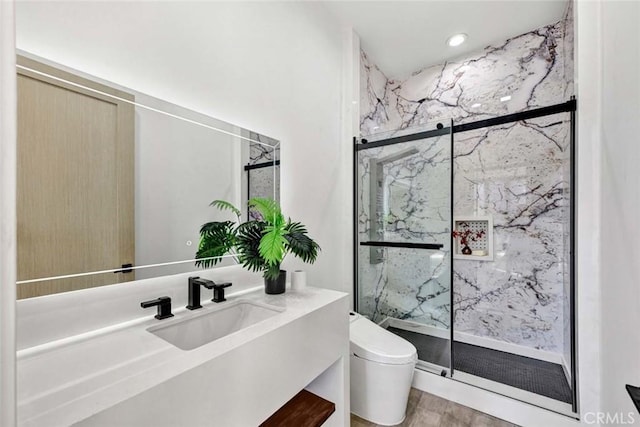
[17,57,135,299]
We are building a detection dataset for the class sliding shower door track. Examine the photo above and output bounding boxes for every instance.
[355,99,577,151]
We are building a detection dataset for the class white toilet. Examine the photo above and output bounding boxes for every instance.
[349,312,418,425]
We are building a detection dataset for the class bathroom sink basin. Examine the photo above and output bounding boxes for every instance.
[147,300,284,350]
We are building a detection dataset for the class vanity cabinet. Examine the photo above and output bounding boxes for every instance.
[17,276,349,427]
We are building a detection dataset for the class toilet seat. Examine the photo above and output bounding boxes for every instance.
[350,314,417,365]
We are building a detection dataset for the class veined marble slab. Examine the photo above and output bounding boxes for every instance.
[358,7,573,354]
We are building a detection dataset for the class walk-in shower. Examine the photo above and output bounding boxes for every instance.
[353,99,577,416]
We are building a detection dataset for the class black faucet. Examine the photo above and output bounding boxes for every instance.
[212,282,232,303]
[141,296,174,320]
[187,276,216,310]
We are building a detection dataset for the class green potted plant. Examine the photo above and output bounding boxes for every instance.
[195,197,320,294]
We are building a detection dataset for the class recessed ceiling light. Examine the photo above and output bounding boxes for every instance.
[500,95,511,102]
[447,33,467,47]
[471,103,482,108]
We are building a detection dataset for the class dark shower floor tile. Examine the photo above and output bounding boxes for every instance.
[388,327,451,368]
[387,327,573,404]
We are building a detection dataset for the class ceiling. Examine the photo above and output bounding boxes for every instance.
[323,0,569,78]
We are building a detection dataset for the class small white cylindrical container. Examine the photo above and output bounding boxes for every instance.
[291,270,307,290]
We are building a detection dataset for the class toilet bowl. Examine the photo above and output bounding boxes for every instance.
[349,312,418,425]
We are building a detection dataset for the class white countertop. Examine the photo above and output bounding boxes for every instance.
[17,286,347,426]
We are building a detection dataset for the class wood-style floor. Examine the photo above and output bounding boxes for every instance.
[350,388,519,427]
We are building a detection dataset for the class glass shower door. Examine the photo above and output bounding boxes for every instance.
[449,111,576,415]
[355,122,452,374]
[354,101,577,416]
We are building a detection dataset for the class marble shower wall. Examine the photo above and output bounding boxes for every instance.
[452,115,570,352]
[357,135,452,328]
[358,5,573,354]
[360,14,572,134]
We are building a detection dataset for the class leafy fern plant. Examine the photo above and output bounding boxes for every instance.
[195,198,320,280]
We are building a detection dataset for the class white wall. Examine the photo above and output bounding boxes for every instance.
[0,1,17,425]
[15,2,351,293]
[598,2,640,416]
[578,0,640,420]
[576,0,640,422]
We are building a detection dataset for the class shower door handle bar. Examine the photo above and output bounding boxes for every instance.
[359,241,444,250]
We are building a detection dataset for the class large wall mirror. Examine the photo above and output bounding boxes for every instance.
[16,54,280,299]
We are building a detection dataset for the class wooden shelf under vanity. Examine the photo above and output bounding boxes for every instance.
[260,389,336,427]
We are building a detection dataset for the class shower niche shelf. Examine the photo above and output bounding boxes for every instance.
[453,216,493,261]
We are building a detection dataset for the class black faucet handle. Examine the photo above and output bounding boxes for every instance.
[212,282,232,303]
[141,296,174,320]
[212,282,232,289]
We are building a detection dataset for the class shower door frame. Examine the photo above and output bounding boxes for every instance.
[353,97,578,414]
